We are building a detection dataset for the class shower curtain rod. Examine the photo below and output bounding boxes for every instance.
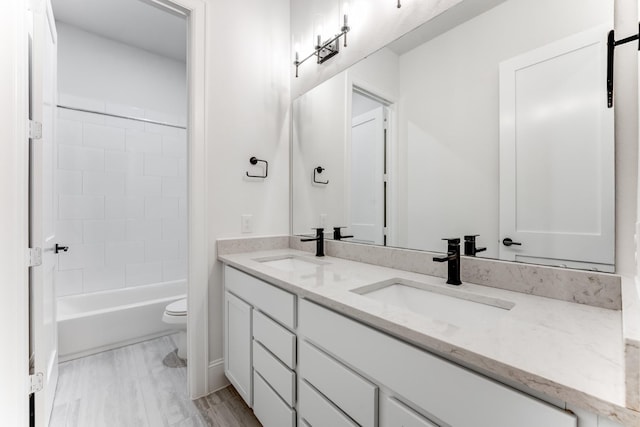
[57,105,187,130]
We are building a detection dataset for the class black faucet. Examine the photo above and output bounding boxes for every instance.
[464,235,487,256]
[333,227,354,241]
[301,228,325,257]
[433,238,462,285]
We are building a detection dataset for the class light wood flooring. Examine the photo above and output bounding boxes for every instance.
[49,334,261,427]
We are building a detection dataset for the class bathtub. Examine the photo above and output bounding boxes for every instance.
[57,280,187,361]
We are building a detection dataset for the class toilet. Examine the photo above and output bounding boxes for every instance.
[162,298,187,359]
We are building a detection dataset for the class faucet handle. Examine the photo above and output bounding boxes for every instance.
[442,237,460,245]
[333,226,353,240]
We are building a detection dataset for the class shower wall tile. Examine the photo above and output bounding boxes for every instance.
[57,119,83,146]
[58,145,104,171]
[83,123,125,150]
[105,241,145,266]
[105,151,144,174]
[106,102,145,120]
[126,219,162,241]
[126,130,162,153]
[56,220,84,244]
[57,170,83,195]
[105,196,145,220]
[126,175,162,196]
[55,269,83,297]
[59,195,104,220]
[55,100,187,298]
[125,262,162,287]
[83,171,125,196]
[144,197,179,219]
[144,155,178,177]
[83,266,125,293]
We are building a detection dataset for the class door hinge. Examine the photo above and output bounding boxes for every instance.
[27,247,42,267]
[28,373,43,395]
[29,120,42,140]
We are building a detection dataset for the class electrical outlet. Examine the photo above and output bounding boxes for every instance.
[241,214,253,233]
[319,214,327,228]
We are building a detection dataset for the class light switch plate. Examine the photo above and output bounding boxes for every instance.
[241,214,253,233]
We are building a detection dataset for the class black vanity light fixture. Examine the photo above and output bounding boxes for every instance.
[607,22,640,108]
[293,5,351,78]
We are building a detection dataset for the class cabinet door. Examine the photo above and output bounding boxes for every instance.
[224,291,252,406]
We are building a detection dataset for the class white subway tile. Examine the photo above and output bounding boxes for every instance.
[105,241,145,266]
[144,112,182,132]
[144,155,178,177]
[162,259,187,282]
[125,262,162,287]
[57,170,82,195]
[57,119,83,146]
[58,94,106,112]
[58,108,105,125]
[83,123,125,151]
[58,145,104,171]
[57,243,104,271]
[56,220,83,244]
[59,195,104,220]
[105,196,145,220]
[126,219,161,241]
[145,240,179,262]
[126,130,162,153]
[55,269,83,297]
[105,102,145,120]
[104,116,145,131]
[162,135,187,158]
[83,171,125,196]
[105,151,144,175]
[83,266,125,293]
[162,218,186,241]
[83,220,126,243]
[161,177,186,197]
[126,175,161,196]
[145,197,179,219]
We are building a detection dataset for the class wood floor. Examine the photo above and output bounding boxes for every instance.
[49,335,261,427]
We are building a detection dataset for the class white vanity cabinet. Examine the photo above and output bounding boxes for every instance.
[299,298,577,427]
[223,266,297,427]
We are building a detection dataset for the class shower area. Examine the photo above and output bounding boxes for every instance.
[52,0,188,361]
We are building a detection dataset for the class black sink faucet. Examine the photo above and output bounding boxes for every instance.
[464,235,487,256]
[301,228,325,257]
[333,227,353,241]
[433,238,462,285]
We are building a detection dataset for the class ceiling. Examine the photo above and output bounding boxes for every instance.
[52,0,187,62]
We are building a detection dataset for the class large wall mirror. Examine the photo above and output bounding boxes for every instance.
[292,0,615,272]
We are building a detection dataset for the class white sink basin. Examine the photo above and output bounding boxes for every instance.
[254,255,329,273]
[352,279,514,324]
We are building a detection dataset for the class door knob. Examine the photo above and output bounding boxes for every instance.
[55,244,69,254]
[502,238,522,247]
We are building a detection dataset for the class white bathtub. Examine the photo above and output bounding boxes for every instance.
[57,280,187,361]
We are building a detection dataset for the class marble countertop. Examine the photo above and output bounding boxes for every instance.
[218,248,638,425]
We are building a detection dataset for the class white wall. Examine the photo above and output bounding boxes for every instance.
[205,0,290,381]
[398,0,612,256]
[56,22,187,122]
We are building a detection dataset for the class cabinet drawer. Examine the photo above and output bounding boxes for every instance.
[299,299,576,427]
[253,370,296,427]
[299,380,358,427]
[382,396,439,427]
[253,340,296,407]
[300,340,377,427]
[225,266,296,328]
[254,309,296,369]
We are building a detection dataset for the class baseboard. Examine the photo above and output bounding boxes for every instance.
[208,358,229,393]
[59,330,175,362]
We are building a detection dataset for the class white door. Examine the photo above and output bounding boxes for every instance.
[350,106,386,245]
[29,1,58,425]
[499,26,614,271]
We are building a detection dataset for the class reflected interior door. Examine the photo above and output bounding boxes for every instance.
[499,26,614,271]
[351,106,386,245]
[29,1,58,425]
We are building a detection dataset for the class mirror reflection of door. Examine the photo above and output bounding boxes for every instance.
[350,90,389,245]
[499,26,614,272]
